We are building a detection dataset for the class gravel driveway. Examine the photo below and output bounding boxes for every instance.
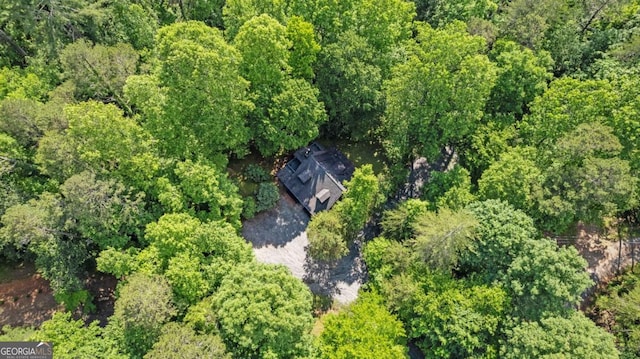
[242,191,365,304]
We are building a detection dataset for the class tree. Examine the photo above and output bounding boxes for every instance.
[59,40,138,109]
[234,15,326,156]
[170,160,244,227]
[410,208,478,273]
[382,21,497,162]
[0,193,87,296]
[486,39,553,118]
[478,147,543,214]
[212,263,314,359]
[222,0,289,39]
[307,210,348,262]
[318,292,408,359]
[462,200,539,281]
[262,78,327,156]
[315,30,384,138]
[144,323,230,359]
[126,21,252,159]
[335,164,381,238]
[399,273,508,359]
[503,312,619,359]
[520,77,619,149]
[506,239,592,320]
[60,171,144,249]
[112,273,176,358]
[35,312,126,359]
[381,199,429,241]
[597,271,640,356]
[538,122,637,231]
[413,0,497,27]
[422,165,476,211]
[35,101,159,189]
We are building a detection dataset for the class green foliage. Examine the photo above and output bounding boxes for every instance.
[381,199,429,241]
[383,21,497,162]
[462,200,538,280]
[394,273,508,359]
[112,272,176,358]
[307,210,348,263]
[60,171,145,249]
[503,312,619,359]
[96,247,140,279]
[539,123,638,231]
[506,239,592,320]
[255,182,279,213]
[243,164,270,183]
[35,312,126,359]
[144,322,230,359]
[286,16,321,80]
[171,160,244,227]
[0,67,49,100]
[53,289,95,312]
[415,0,498,27]
[318,292,408,359]
[212,262,314,359]
[0,325,36,341]
[335,164,381,238]
[423,166,477,211]
[127,21,252,159]
[487,39,553,117]
[35,101,159,189]
[596,271,640,356]
[362,237,412,289]
[411,209,478,272]
[234,15,326,156]
[478,147,543,214]
[60,40,138,107]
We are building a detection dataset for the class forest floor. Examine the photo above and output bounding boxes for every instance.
[242,188,366,305]
[0,263,117,329]
[573,224,638,308]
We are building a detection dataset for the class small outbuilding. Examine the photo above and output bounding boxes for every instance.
[277,142,355,215]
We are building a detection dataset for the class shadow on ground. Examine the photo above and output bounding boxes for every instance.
[303,240,366,303]
[242,193,310,249]
[242,190,365,304]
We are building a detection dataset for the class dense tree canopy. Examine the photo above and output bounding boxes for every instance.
[1,0,639,358]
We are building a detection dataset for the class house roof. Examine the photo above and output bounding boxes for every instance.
[277,142,355,215]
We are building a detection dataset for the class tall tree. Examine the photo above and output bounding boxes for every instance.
[125,21,253,160]
[234,15,326,156]
[506,239,592,320]
[318,292,408,359]
[382,21,497,163]
[212,263,314,359]
[35,101,159,189]
[503,312,619,359]
[111,273,176,358]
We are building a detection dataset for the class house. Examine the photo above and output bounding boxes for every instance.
[277,142,355,215]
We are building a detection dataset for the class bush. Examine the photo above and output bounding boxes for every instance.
[242,197,257,219]
[255,182,279,212]
[244,164,270,183]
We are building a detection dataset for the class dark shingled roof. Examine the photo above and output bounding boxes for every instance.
[277,142,355,215]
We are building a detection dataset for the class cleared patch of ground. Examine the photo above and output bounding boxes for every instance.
[242,189,365,304]
[0,263,117,329]
[0,264,60,329]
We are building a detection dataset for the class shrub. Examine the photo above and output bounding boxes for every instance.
[242,197,257,219]
[244,164,270,183]
[255,182,279,212]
